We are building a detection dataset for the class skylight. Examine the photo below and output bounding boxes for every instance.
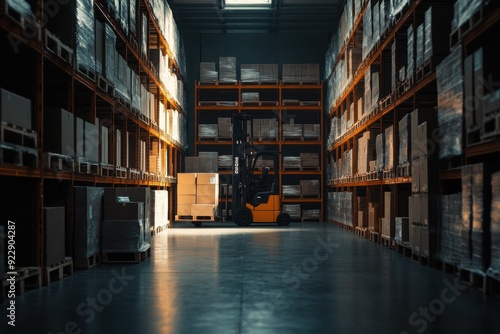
[224,0,273,9]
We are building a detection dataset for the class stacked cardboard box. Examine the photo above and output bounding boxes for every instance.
[260,64,278,82]
[218,117,232,138]
[283,156,301,168]
[260,119,278,139]
[300,153,320,168]
[177,173,219,218]
[1,88,32,130]
[357,196,367,228]
[368,202,380,232]
[303,124,320,138]
[282,64,302,83]
[381,192,394,238]
[300,180,320,197]
[357,130,374,174]
[283,123,303,138]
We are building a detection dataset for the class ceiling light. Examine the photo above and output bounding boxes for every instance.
[224,0,273,10]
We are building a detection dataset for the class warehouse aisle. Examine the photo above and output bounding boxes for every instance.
[2,222,500,334]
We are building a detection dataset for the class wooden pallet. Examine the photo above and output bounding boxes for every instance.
[44,257,73,285]
[99,163,114,177]
[416,58,435,83]
[449,5,484,49]
[77,160,99,174]
[0,139,38,167]
[355,227,368,238]
[380,235,395,248]
[482,110,500,140]
[76,63,96,82]
[102,247,151,264]
[366,171,381,180]
[241,101,279,106]
[369,230,380,243]
[115,166,127,178]
[412,251,429,266]
[2,267,42,297]
[97,75,114,95]
[433,258,458,274]
[198,101,239,107]
[383,169,394,179]
[128,168,141,180]
[241,80,279,85]
[439,156,463,171]
[396,164,411,177]
[458,268,487,292]
[395,241,412,257]
[0,1,41,41]
[74,253,101,269]
[379,93,393,110]
[485,270,500,298]
[1,121,37,148]
[44,29,73,65]
[45,152,74,172]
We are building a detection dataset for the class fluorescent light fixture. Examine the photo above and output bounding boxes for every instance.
[224,0,273,9]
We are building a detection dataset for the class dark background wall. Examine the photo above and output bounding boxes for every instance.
[182,32,331,155]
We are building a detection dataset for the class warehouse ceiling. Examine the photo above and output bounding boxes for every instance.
[167,0,342,34]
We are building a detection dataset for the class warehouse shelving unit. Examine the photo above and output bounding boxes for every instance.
[325,0,500,295]
[194,80,324,222]
[0,0,187,273]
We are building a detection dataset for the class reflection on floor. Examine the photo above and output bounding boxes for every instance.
[2,222,500,334]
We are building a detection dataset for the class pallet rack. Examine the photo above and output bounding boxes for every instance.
[326,0,500,296]
[194,80,324,222]
[0,0,187,277]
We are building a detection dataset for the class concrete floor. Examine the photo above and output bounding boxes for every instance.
[2,222,500,334]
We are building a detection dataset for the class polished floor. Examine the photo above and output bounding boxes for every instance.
[2,222,500,334]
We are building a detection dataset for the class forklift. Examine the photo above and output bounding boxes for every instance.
[231,113,291,226]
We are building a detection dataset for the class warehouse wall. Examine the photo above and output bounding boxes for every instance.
[182,32,330,154]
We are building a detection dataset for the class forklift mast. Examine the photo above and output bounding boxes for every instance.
[231,113,251,215]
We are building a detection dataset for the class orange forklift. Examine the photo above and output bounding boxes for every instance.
[231,113,291,226]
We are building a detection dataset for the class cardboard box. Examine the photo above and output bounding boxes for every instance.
[104,202,144,221]
[368,203,380,231]
[178,194,196,205]
[176,204,192,216]
[44,207,66,266]
[197,173,218,185]
[191,204,215,217]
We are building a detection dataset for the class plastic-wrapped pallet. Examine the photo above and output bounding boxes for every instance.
[453,0,483,29]
[489,171,500,276]
[301,64,320,83]
[362,4,373,60]
[75,0,96,75]
[241,64,260,82]
[74,187,104,262]
[6,0,34,17]
[373,1,380,44]
[461,163,492,273]
[385,125,394,170]
[395,217,409,242]
[303,209,320,220]
[283,156,301,169]
[200,62,218,83]
[416,23,424,68]
[242,92,260,103]
[282,185,301,197]
[391,0,410,17]
[102,219,149,253]
[406,25,414,79]
[283,204,301,219]
[198,124,217,139]
[303,124,320,138]
[398,114,411,165]
[372,72,380,110]
[152,190,169,230]
[364,69,372,114]
[219,57,237,83]
[283,124,303,138]
[376,133,385,171]
[436,45,463,159]
[260,64,278,82]
[439,193,462,265]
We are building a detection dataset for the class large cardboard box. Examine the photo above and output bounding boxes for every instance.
[44,207,66,266]
[191,204,215,217]
[44,108,75,156]
[0,88,32,130]
[178,173,197,194]
[368,203,380,231]
[178,195,196,205]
